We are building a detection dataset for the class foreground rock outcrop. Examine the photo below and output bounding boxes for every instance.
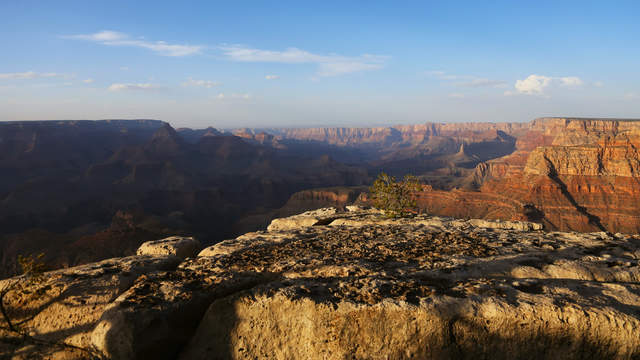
[2,208,640,359]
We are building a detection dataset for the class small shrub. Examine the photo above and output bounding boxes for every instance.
[17,253,47,285]
[369,172,422,218]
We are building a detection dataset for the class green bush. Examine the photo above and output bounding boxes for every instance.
[17,253,47,284]
[369,172,422,218]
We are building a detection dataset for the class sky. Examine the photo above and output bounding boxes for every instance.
[0,0,639,129]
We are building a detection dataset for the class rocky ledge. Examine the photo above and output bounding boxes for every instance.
[2,208,640,359]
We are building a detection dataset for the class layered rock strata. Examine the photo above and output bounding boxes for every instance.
[2,208,640,359]
[417,117,640,234]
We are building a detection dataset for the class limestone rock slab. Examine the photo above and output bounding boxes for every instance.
[136,236,201,260]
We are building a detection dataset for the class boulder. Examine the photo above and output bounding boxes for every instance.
[266,207,339,231]
[0,255,180,359]
[90,257,273,360]
[136,236,201,260]
[198,232,298,257]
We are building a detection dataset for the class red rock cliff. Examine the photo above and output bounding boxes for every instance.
[417,117,640,234]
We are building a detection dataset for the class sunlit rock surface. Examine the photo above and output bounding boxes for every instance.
[2,208,640,359]
[418,117,640,234]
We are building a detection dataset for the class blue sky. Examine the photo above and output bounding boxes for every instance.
[1,0,639,128]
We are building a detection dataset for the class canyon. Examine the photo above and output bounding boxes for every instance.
[416,117,640,234]
[1,117,640,278]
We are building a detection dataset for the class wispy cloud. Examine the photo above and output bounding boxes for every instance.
[425,70,465,81]
[508,74,584,96]
[108,83,161,91]
[65,30,203,57]
[317,61,383,77]
[426,71,506,88]
[559,76,584,87]
[82,78,95,84]
[265,75,279,80]
[182,77,221,88]
[457,78,507,88]
[0,71,68,80]
[215,92,251,100]
[220,45,387,77]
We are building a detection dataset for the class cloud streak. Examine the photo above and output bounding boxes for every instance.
[426,71,506,88]
[457,78,507,88]
[182,77,221,88]
[108,83,160,91]
[66,30,203,57]
[0,71,68,80]
[216,93,251,100]
[220,45,387,77]
[559,76,584,87]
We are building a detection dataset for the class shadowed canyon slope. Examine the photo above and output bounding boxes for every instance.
[0,121,369,277]
[2,117,640,278]
[2,208,640,359]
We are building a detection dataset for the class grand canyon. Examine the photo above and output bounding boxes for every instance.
[2,117,639,278]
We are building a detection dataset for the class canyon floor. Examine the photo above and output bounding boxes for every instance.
[2,207,640,359]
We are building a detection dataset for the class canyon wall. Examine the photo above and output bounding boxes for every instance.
[417,117,640,234]
[260,122,529,147]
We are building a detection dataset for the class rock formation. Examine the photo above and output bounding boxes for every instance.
[416,117,640,234]
[2,208,640,359]
[4,117,640,281]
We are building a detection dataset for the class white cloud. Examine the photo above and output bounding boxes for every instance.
[76,30,126,42]
[0,71,66,80]
[182,77,220,88]
[215,92,251,100]
[66,30,203,57]
[108,83,160,91]
[510,74,585,96]
[514,74,552,95]
[220,45,386,77]
[559,76,584,87]
[82,78,94,84]
[265,75,279,80]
